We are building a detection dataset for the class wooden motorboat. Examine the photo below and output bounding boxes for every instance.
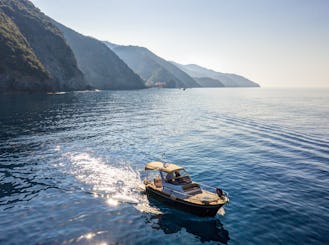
[144,161,229,217]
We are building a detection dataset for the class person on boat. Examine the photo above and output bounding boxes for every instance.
[165,172,174,183]
[174,171,181,178]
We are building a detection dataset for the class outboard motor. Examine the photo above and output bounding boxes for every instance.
[216,188,224,197]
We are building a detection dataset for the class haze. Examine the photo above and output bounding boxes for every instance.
[30,0,329,88]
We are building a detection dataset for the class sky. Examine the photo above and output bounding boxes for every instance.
[30,0,329,88]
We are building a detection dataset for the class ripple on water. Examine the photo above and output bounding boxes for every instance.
[0,88,328,244]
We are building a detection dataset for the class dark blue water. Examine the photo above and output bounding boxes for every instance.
[0,88,328,244]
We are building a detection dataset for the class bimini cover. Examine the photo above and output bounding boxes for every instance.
[145,161,184,173]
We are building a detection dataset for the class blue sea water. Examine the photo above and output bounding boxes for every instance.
[0,88,328,244]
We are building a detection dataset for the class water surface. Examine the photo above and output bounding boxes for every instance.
[0,88,328,244]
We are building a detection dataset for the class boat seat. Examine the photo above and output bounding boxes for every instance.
[183,183,202,195]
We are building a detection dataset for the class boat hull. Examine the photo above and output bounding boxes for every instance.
[145,186,223,217]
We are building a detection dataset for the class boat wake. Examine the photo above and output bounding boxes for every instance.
[217,207,225,216]
[55,151,161,214]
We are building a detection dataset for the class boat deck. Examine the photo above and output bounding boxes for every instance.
[185,190,226,205]
[145,181,228,205]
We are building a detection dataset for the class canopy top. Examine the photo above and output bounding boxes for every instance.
[145,161,184,173]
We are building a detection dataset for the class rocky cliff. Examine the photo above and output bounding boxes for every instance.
[0,8,49,91]
[0,0,87,92]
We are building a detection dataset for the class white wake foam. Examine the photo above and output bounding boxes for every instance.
[57,152,161,214]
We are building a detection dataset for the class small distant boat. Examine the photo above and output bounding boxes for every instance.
[143,161,229,216]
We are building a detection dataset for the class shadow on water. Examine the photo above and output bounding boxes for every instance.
[146,199,230,244]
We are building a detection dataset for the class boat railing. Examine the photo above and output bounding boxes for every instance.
[198,183,229,198]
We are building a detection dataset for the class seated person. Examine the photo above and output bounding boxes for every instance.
[154,176,162,188]
[174,171,181,178]
[165,172,174,183]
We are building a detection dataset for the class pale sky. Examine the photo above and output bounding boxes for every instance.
[30,0,329,88]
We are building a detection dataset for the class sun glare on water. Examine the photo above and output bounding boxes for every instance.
[55,151,161,214]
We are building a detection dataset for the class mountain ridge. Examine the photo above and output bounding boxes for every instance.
[105,41,200,88]
[54,23,145,90]
[105,41,259,88]
[193,77,224,87]
[1,0,259,92]
[172,62,260,87]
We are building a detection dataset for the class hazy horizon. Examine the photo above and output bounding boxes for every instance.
[30,0,329,88]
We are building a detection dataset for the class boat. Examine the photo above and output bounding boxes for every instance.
[143,161,229,217]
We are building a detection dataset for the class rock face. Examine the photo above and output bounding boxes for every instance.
[0,0,87,92]
[172,63,260,87]
[0,0,143,93]
[105,42,200,88]
[55,23,145,90]
[0,8,48,91]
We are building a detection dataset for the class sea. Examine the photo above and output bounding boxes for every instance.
[0,88,328,244]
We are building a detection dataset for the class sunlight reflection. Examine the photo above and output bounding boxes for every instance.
[85,232,95,239]
[75,231,107,242]
[106,198,119,206]
[58,152,162,214]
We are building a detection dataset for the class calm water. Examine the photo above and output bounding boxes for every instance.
[0,88,328,244]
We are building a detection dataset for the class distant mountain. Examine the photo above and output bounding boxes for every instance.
[172,63,260,87]
[55,24,145,90]
[0,0,87,92]
[104,42,200,88]
[193,77,224,87]
[0,0,258,92]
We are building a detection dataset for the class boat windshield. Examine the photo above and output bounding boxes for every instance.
[173,169,189,178]
[163,169,192,184]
